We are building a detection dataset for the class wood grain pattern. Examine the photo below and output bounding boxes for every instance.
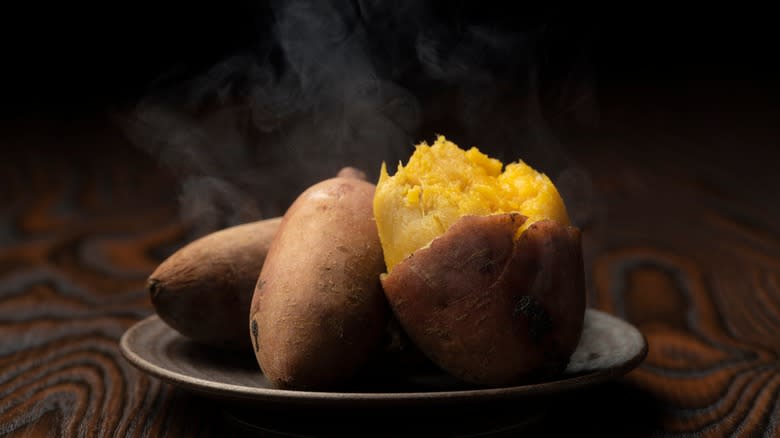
[1,84,779,437]
[568,87,780,437]
[0,122,225,437]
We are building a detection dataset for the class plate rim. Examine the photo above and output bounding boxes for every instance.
[119,309,648,406]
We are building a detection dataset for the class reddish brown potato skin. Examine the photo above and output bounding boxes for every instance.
[250,177,388,390]
[381,214,586,387]
[148,217,282,350]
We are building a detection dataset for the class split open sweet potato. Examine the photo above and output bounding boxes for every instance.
[374,136,586,386]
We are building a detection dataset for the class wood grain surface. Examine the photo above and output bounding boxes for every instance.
[1,83,779,437]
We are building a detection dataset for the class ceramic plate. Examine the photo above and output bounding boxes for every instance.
[119,308,647,408]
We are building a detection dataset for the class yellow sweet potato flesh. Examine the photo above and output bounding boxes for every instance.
[374,135,570,272]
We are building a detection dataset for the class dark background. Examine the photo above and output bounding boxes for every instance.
[4,2,778,225]
[3,3,778,119]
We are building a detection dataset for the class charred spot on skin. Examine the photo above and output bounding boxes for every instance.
[479,257,497,274]
[251,319,260,352]
[513,295,552,343]
[147,279,161,299]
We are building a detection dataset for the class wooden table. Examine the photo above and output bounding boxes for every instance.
[1,81,778,437]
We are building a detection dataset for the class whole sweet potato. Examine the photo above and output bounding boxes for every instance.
[250,177,389,390]
[148,216,282,350]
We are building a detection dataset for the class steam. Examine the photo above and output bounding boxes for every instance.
[123,2,598,236]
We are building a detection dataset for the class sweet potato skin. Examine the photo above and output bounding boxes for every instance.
[250,177,388,390]
[148,217,282,350]
[381,213,585,386]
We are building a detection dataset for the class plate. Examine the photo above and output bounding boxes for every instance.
[121,309,646,436]
[119,309,647,408]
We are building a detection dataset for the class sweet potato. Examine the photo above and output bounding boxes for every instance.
[250,177,388,390]
[381,214,585,386]
[374,136,586,386]
[147,167,367,351]
[148,216,282,350]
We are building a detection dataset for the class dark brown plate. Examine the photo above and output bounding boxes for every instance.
[119,308,647,408]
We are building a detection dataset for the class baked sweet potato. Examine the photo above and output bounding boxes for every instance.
[148,216,282,350]
[147,167,367,351]
[381,214,585,385]
[374,136,586,386]
[250,177,389,390]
